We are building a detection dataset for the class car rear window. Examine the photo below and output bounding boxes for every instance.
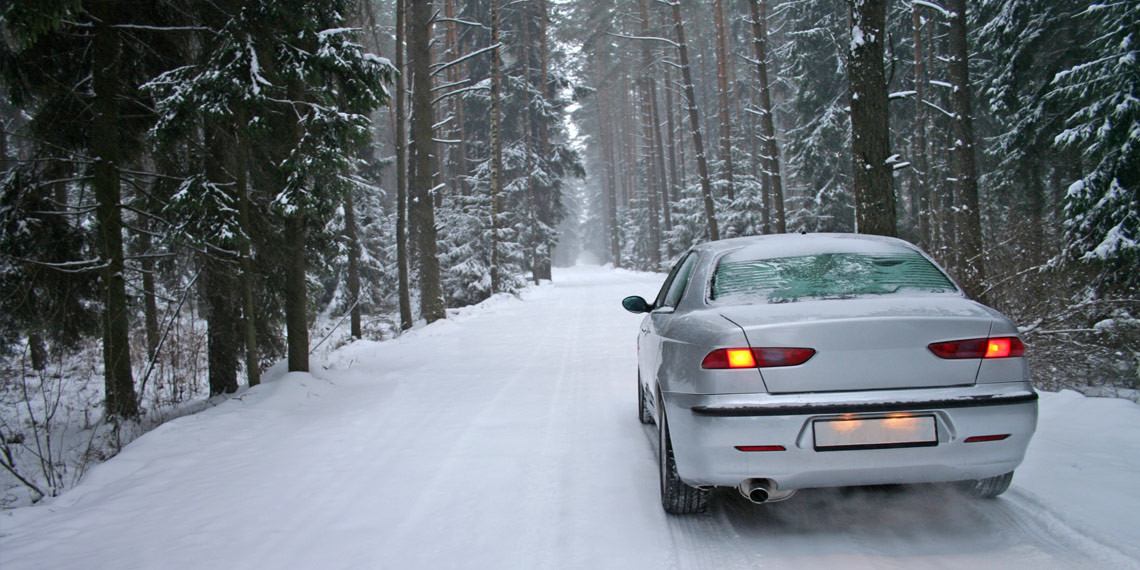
[711,251,958,303]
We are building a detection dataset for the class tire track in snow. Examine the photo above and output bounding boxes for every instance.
[994,488,1140,568]
[371,300,559,568]
[516,287,580,570]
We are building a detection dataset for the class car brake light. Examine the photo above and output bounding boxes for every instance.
[984,338,1019,358]
[702,348,815,369]
[702,349,755,369]
[928,337,1025,359]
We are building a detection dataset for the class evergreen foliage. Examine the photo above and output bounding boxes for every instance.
[1050,1,1139,285]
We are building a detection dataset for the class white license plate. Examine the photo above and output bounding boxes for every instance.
[813,415,937,451]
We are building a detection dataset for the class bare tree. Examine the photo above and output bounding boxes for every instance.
[665,0,719,241]
[712,0,735,201]
[594,35,622,266]
[637,0,662,266]
[747,0,786,233]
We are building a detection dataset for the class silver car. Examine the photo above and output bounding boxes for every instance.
[623,233,1038,514]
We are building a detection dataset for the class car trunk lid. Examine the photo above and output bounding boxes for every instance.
[720,296,995,394]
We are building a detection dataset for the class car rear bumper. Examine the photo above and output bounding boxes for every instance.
[661,382,1038,490]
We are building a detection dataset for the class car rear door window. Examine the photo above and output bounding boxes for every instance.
[654,252,697,309]
[661,253,698,308]
[711,251,957,303]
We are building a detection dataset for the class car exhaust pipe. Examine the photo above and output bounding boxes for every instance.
[738,479,772,504]
[738,479,795,504]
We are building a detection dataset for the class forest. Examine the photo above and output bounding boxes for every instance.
[0,0,1136,502]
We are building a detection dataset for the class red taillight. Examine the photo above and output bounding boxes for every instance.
[928,337,1025,359]
[984,338,1020,358]
[754,348,816,367]
[701,347,815,369]
[701,349,754,369]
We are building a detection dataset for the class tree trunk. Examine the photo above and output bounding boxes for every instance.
[284,210,309,372]
[713,0,735,201]
[0,114,8,177]
[201,253,239,395]
[662,63,681,211]
[669,0,719,241]
[747,0,786,233]
[489,0,504,292]
[90,0,137,418]
[203,126,240,394]
[947,0,986,301]
[409,0,445,322]
[847,0,897,237]
[235,115,260,387]
[595,38,622,267]
[651,80,672,249]
[535,0,554,281]
[622,76,637,206]
[912,5,932,249]
[443,0,469,196]
[640,80,662,267]
[28,333,47,371]
[521,0,539,283]
[139,218,160,359]
[637,0,661,267]
[395,0,413,330]
[344,190,362,339]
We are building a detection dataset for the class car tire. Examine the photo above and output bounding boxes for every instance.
[658,396,710,514]
[638,376,653,425]
[960,471,1014,499]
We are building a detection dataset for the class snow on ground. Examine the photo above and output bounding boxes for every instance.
[1,265,1138,569]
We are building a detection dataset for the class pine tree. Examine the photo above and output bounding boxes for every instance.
[847,0,896,237]
[779,0,853,232]
[409,0,446,323]
[0,0,191,416]
[146,0,395,372]
[943,0,986,299]
[665,0,719,241]
[395,0,414,330]
[1051,1,1139,290]
[747,0,786,234]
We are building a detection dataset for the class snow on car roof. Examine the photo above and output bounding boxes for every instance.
[700,232,921,260]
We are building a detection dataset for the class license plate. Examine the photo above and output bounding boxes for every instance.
[813,415,937,451]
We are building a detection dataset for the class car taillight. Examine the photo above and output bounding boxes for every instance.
[701,349,755,369]
[701,347,816,369]
[928,337,1026,359]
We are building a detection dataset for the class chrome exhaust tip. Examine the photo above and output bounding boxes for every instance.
[738,479,795,504]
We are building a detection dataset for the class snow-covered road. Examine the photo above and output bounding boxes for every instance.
[2,265,1138,569]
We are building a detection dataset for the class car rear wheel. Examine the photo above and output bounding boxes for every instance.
[658,396,709,514]
[638,376,653,425]
[960,471,1014,499]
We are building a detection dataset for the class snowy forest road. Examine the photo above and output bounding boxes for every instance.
[2,266,1138,569]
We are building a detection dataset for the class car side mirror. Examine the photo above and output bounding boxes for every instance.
[622,295,652,314]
